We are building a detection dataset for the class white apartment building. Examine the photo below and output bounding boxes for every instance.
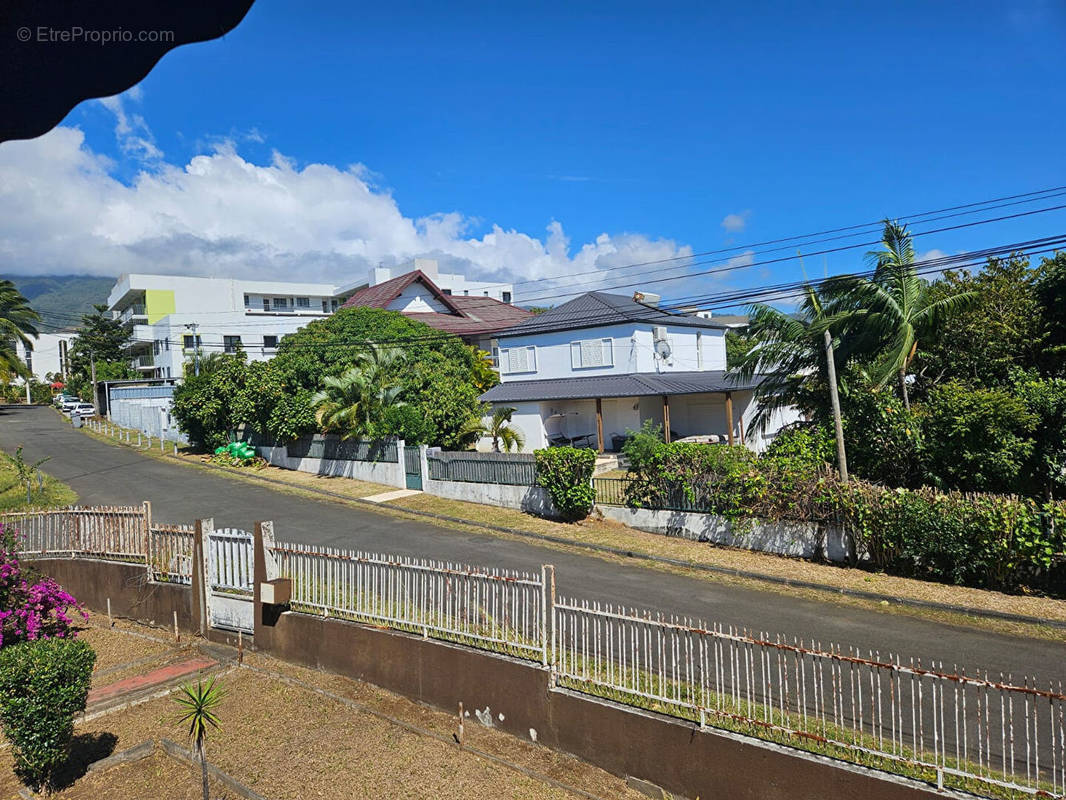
[107,274,366,379]
[13,332,75,384]
[105,261,514,380]
[367,258,514,304]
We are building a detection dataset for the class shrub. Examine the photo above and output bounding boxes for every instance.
[535,447,596,521]
[0,638,96,790]
[831,483,1065,591]
[1,525,87,648]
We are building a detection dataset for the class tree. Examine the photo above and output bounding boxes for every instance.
[66,304,133,399]
[272,307,486,448]
[458,406,526,452]
[311,345,407,440]
[913,255,1043,393]
[171,353,249,449]
[732,284,850,432]
[1035,251,1066,375]
[825,220,977,410]
[173,677,224,800]
[921,380,1037,494]
[724,328,755,369]
[1012,370,1066,500]
[0,280,39,380]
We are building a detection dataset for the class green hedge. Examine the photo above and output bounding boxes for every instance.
[0,638,95,790]
[620,427,1066,593]
[535,447,596,521]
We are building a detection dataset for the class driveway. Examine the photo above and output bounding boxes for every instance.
[1,405,1063,685]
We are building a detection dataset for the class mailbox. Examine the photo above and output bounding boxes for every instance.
[259,578,292,606]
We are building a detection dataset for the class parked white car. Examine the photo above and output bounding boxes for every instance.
[68,403,96,417]
[58,397,83,412]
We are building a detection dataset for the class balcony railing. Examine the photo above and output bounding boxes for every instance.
[132,355,154,368]
[119,304,147,323]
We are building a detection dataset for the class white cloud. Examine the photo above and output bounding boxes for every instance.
[0,126,698,305]
[96,89,162,162]
[916,248,947,264]
[720,210,751,233]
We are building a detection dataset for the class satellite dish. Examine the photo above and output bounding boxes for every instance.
[655,339,672,359]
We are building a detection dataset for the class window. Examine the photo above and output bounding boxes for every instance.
[244,294,251,307]
[223,335,242,354]
[500,346,536,375]
[273,297,289,310]
[182,334,202,350]
[570,338,614,369]
[331,299,338,311]
[262,298,271,311]
[263,335,278,350]
[322,299,329,312]
[502,291,512,303]
[295,297,310,308]
[442,288,452,296]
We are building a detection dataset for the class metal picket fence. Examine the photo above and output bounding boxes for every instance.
[552,599,1066,798]
[2,505,148,561]
[427,451,537,486]
[148,523,194,584]
[271,542,549,661]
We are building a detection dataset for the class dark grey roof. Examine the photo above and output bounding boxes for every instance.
[506,292,730,337]
[480,370,764,403]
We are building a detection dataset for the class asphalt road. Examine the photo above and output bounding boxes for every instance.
[2,405,1063,687]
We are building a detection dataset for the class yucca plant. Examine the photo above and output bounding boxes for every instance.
[174,676,224,800]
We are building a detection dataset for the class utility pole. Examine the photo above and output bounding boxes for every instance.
[185,323,200,377]
[90,349,98,415]
[824,329,848,483]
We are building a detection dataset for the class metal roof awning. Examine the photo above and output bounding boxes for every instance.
[480,370,765,403]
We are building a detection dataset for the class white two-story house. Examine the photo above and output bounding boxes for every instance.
[479,291,799,453]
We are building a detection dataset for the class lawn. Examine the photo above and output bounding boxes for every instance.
[0,447,77,512]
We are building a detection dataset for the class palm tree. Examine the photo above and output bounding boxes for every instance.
[174,677,224,800]
[824,220,977,409]
[0,280,40,380]
[311,344,407,439]
[459,406,526,452]
[731,284,846,433]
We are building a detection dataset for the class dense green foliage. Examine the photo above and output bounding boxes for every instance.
[64,304,134,400]
[0,638,95,790]
[172,308,488,450]
[620,428,1066,593]
[535,447,597,521]
[734,220,1066,501]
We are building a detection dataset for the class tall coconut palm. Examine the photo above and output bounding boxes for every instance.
[311,344,407,439]
[174,677,224,800]
[0,280,40,379]
[459,406,526,452]
[731,283,847,433]
[824,220,977,409]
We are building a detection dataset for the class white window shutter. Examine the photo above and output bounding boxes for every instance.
[571,342,582,369]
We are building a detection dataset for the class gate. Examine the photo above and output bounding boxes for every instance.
[403,446,423,490]
[206,528,255,634]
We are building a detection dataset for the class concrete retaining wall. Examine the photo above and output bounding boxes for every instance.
[422,473,559,517]
[598,504,856,563]
[259,445,406,489]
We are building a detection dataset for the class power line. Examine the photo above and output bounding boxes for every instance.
[514,203,1066,304]
[511,183,1066,289]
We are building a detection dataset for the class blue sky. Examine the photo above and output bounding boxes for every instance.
[2,0,1065,307]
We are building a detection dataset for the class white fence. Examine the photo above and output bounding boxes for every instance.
[7,506,1064,798]
[148,523,194,584]
[2,505,148,561]
[553,599,1066,798]
[270,542,549,662]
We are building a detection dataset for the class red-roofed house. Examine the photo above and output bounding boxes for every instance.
[340,268,533,353]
